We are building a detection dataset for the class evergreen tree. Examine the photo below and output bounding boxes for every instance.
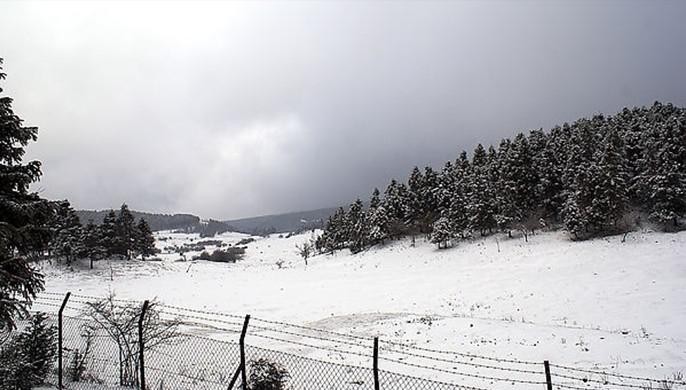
[115,204,136,259]
[49,200,84,264]
[421,166,440,231]
[320,207,349,252]
[99,210,118,256]
[0,58,52,331]
[562,119,597,238]
[493,139,513,232]
[82,220,106,269]
[437,161,455,216]
[369,188,381,210]
[368,204,389,245]
[406,166,425,232]
[134,219,157,259]
[498,133,539,235]
[346,199,367,253]
[448,151,470,238]
[367,188,389,245]
[534,125,568,223]
[634,105,686,228]
[383,179,410,237]
[0,312,57,389]
[466,144,496,235]
[590,126,629,230]
[430,215,453,249]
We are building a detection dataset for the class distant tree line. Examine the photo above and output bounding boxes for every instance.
[196,219,232,238]
[76,209,200,232]
[77,210,235,238]
[50,202,158,267]
[317,102,685,252]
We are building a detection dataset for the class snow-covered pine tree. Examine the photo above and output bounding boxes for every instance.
[0,58,53,331]
[0,312,57,388]
[99,210,118,256]
[347,199,368,253]
[492,139,513,233]
[406,166,425,233]
[437,161,455,215]
[421,166,440,233]
[634,105,686,228]
[134,218,157,259]
[82,220,106,269]
[368,203,389,245]
[369,187,381,210]
[499,133,539,238]
[562,119,598,239]
[448,151,470,238]
[534,125,568,224]
[466,144,496,235]
[49,200,84,265]
[590,125,629,231]
[115,204,136,259]
[367,188,389,245]
[328,207,349,250]
[383,179,410,238]
[430,215,453,249]
[616,106,648,203]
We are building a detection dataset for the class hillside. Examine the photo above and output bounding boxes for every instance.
[223,207,337,235]
[36,229,686,383]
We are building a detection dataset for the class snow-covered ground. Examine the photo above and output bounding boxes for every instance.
[36,228,686,386]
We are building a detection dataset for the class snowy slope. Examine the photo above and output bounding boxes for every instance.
[37,229,686,382]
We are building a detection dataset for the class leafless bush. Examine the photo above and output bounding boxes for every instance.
[83,293,180,387]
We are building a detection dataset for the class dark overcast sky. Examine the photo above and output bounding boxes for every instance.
[1,1,685,219]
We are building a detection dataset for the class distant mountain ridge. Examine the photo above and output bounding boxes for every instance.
[76,207,338,235]
[223,207,337,235]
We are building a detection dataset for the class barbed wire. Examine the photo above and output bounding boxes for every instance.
[551,363,686,385]
[554,382,604,390]
[31,300,62,309]
[158,303,245,320]
[40,291,140,304]
[251,316,373,342]
[380,338,542,366]
[249,332,375,360]
[246,343,377,373]
[377,368,493,390]
[380,355,548,386]
[248,323,372,350]
[156,309,244,327]
[552,371,670,389]
[378,345,544,375]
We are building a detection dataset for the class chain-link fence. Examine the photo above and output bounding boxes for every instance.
[2,292,684,390]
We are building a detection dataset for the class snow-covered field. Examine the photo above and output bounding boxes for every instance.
[36,228,686,386]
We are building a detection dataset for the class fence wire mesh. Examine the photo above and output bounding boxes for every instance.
[1,292,684,390]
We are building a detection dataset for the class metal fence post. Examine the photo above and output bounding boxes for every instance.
[544,360,553,390]
[373,337,380,390]
[139,300,150,390]
[58,292,71,389]
[239,315,251,390]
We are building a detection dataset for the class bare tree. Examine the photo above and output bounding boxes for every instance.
[83,293,180,387]
[295,242,313,267]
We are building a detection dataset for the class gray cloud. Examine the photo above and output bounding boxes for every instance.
[2,0,685,219]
